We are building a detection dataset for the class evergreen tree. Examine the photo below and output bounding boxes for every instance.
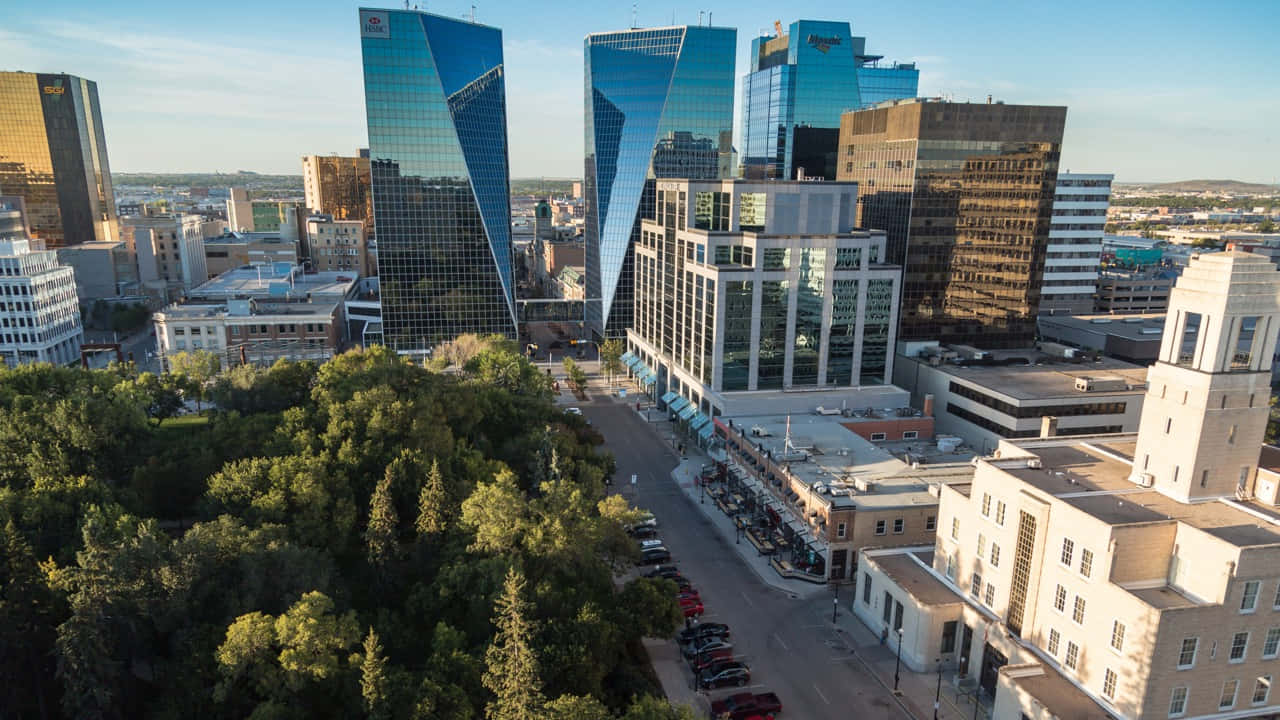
[366,473,398,572]
[416,458,448,537]
[483,568,544,720]
[360,628,390,720]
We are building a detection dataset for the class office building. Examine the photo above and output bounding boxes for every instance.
[225,188,306,235]
[625,180,901,419]
[859,252,1280,719]
[583,25,736,339]
[306,216,370,276]
[837,99,1068,347]
[1095,269,1173,314]
[120,214,209,302]
[0,196,33,241]
[203,230,300,278]
[1041,173,1112,316]
[56,241,140,300]
[0,238,83,367]
[740,20,919,181]
[360,7,518,352]
[0,72,118,247]
[302,154,373,235]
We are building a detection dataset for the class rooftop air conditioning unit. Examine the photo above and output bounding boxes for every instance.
[1027,458,1043,469]
[853,477,876,493]
[1128,472,1154,488]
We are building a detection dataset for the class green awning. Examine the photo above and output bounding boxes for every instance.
[660,390,678,404]
[689,413,711,431]
[668,396,690,413]
[678,405,697,421]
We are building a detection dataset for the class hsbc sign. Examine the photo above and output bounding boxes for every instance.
[361,10,390,39]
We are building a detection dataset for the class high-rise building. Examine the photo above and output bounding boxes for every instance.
[837,99,1067,347]
[739,20,919,181]
[120,214,209,302]
[0,238,83,367]
[360,7,517,352]
[583,25,736,339]
[1041,173,1113,316]
[0,72,118,248]
[626,179,900,418]
[857,252,1280,720]
[302,154,373,233]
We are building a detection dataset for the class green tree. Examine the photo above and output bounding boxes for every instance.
[1259,218,1276,233]
[544,694,611,720]
[620,695,700,720]
[561,357,587,393]
[483,567,544,720]
[366,473,399,573]
[0,519,60,716]
[360,628,391,720]
[617,578,682,639]
[599,338,623,386]
[166,349,221,410]
[417,458,449,538]
[461,470,530,554]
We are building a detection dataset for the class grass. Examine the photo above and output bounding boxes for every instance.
[159,414,211,428]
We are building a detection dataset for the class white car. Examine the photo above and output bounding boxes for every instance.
[638,538,664,549]
[565,407,583,416]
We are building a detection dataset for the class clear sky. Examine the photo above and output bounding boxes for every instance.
[2,0,1276,183]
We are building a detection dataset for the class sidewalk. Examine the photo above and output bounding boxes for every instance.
[640,637,710,717]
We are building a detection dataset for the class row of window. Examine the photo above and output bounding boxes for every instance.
[1168,677,1271,717]
[872,515,936,536]
[949,381,1128,419]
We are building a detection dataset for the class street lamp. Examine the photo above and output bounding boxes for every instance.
[832,582,840,623]
[893,627,904,693]
[934,658,942,720]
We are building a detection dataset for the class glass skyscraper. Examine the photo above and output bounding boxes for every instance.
[0,72,117,248]
[739,20,919,181]
[583,25,736,339]
[359,8,516,353]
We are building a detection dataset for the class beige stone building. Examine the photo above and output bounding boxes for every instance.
[306,216,370,276]
[857,252,1280,719]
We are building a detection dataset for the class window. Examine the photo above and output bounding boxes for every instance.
[1061,538,1075,566]
[984,582,996,606]
[995,501,1006,526]
[1165,417,1172,434]
[870,432,887,441]
[1047,628,1060,655]
[926,516,936,532]
[1072,596,1086,624]
[1233,316,1260,370]
[977,533,987,558]
[892,518,904,534]
[1103,668,1117,699]
[1244,581,1261,612]
[863,573,872,605]
[1080,549,1093,578]
[941,621,957,654]
[1065,641,1079,670]
[875,520,886,535]
[1254,676,1272,705]
[1169,687,1188,717]
[1054,585,1067,612]
[982,493,991,517]
[990,543,1001,568]
[1221,680,1239,710]
[837,522,847,539]
[1178,637,1198,668]
[1273,582,1280,610]
[1111,621,1126,652]
[950,517,959,540]
[945,554,957,580]
[882,591,893,624]
[1178,312,1202,366]
[1231,632,1250,663]
[1265,628,1280,659]
[970,571,982,598]
[903,431,918,440]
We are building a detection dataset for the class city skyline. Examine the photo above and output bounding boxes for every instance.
[1,0,1276,183]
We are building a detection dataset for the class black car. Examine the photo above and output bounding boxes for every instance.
[640,547,671,564]
[644,565,680,580]
[699,662,750,689]
[678,623,730,645]
[672,576,692,591]
[629,525,659,540]
[682,637,732,659]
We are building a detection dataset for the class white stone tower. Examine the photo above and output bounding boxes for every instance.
[1131,252,1280,502]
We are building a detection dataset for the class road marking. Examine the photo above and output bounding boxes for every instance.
[740,591,755,608]
[813,683,830,705]
[772,632,789,651]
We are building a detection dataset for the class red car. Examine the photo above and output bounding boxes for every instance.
[689,649,735,674]
[679,597,704,617]
[677,589,701,603]
[710,692,783,720]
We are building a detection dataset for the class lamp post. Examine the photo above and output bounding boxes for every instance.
[934,658,942,720]
[893,627,904,693]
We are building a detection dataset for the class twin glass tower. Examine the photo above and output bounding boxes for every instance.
[359,11,918,349]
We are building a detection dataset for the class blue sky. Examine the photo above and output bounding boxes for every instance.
[2,0,1276,182]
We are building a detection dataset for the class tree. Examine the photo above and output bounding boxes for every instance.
[620,695,700,720]
[416,458,449,538]
[483,567,545,720]
[544,695,611,720]
[360,628,391,720]
[166,350,221,410]
[599,339,623,387]
[561,358,587,394]
[1259,218,1276,233]
[366,473,399,573]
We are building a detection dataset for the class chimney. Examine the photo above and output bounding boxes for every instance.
[987,95,992,104]
[923,394,935,417]
[1041,416,1059,439]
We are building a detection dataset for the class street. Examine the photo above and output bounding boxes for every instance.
[585,398,910,720]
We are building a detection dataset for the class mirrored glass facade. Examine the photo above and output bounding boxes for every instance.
[360,8,516,352]
[0,72,117,248]
[837,100,1067,347]
[583,25,735,338]
[739,20,918,182]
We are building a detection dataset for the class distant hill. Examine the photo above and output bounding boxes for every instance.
[1116,179,1280,194]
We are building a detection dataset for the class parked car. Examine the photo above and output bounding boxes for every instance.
[710,692,783,720]
[676,590,701,603]
[628,525,659,540]
[678,623,729,645]
[672,576,693,591]
[564,407,582,416]
[683,638,732,659]
[699,662,750,689]
[644,565,680,580]
[641,547,672,565]
[689,649,735,674]
[637,539,665,549]
[629,514,658,531]
[678,597,704,617]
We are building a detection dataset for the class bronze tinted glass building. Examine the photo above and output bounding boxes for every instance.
[0,72,118,248]
[837,99,1066,347]
[302,154,373,234]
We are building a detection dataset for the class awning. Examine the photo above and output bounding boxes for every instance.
[698,422,714,439]
[660,390,678,404]
[689,413,711,431]
[678,405,697,421]
[624,354,641,369]
[621,350,635,363]
[641,372,657,386]
[668,396,690,413]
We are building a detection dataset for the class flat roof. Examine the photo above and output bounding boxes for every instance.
[1124,584,1203,610]
[1260,445,1280,472]
[159,300,339,320]
[902,352,1148,402]
[869,551,963,607]
[1037,313,1166,342]
[190,266,356,300]
[1003,665,1114,720]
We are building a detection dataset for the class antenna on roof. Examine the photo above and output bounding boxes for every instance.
[470,4,476,22]
[631,3,637,29]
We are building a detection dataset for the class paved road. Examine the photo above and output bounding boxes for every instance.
[586,399,910,720]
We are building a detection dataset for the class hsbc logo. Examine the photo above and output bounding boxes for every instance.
[361,10,390,38]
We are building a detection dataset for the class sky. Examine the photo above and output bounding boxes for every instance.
[2,0,1277,183]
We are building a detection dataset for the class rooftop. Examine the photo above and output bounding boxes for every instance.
[900,350,1149,402]
[867,550,963,607]
[1037,313,1166,342]
[189,265,357,302]
[158,299,339,320]
[1002,664,1114,720]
